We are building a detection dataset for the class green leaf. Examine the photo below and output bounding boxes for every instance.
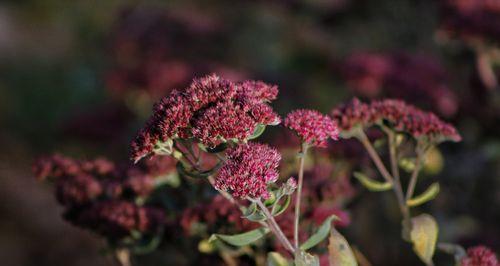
[399,158,416,173]
[295,250,320,266]
[353,172,393,192]
[267,252,290,266]
[271,195,291,217]
[410,214,438,266]
[248,124,266,140]
[242,202,267,222]
[407,183,440,207]
[209,227,270,247]
[328,228,358,266]
[300,215,339,250]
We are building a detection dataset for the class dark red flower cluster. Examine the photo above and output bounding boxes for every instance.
[72,200,165,239]
[215,143,281,199]
[341,52,458,117]
[439,0,500,45]
[461,246,499,266]
[180,195,258,235]
[131,74,280,162]
[331,98,373,132]
[331,98,461,143]
[284,109,339,147]
[33,154,175,240]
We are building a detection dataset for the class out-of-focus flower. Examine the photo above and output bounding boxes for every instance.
[33,154,115,181]
[33,154,176,241]
[460,246,499,266]
[180,195,257,235]
[55,173,103,206]
[439,0,500,45]
[284,109,339,147]
[131,74,280,162]
[331,98,374,132]
[72,200,165,239]
[341,52,458,117]
[311,206,351,228]
[215,143,281,199]
[331,98,461,143]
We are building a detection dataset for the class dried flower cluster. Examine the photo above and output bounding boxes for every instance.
[461,246,499,266]
[341,52,457,117]
[331,98,461,143]
[131,74,280,162]
[215,143,281,199]
[284,109,339,147]
[34,154,175,240]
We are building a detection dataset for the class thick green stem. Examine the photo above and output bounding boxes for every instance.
[294,143,308,249]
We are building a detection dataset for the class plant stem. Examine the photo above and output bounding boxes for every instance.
[256,199,295,254]
[294,142,308,249]
[406,152,422,201]
[358,130,411,235]
[357,131,393,183]
[385,130,411,228]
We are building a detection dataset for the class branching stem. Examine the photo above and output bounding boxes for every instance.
[256,199,295,254]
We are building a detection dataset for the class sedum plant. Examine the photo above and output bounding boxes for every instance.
[34,74,498,266]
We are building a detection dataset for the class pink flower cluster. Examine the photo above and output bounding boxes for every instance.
[215,143,281,199]
[331,98,461,143]
[33,154,174,240]
[131,74,280,162]
[284,109,339,147]
[461,246,499,266]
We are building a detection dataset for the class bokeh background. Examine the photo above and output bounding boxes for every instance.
[1,0,499,265]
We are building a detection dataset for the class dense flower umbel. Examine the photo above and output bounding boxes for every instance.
[284,109,339,147]
[461,246,499,266]
[215,143,281,199]
[331,98,374,132]
[131,74,280,162]
[34,155,175,240]
[331,98,461,143]
[72,200,165,239]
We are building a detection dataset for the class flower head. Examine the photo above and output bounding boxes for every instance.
[461,246,499,266]
[331,98,461,143]
[215,143,281,199]
[331,98,374,131]
[284,109,339,147]
[130,74,280,162]
[72,200,165,239]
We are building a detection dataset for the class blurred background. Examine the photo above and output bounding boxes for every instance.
[0,0,499,265]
